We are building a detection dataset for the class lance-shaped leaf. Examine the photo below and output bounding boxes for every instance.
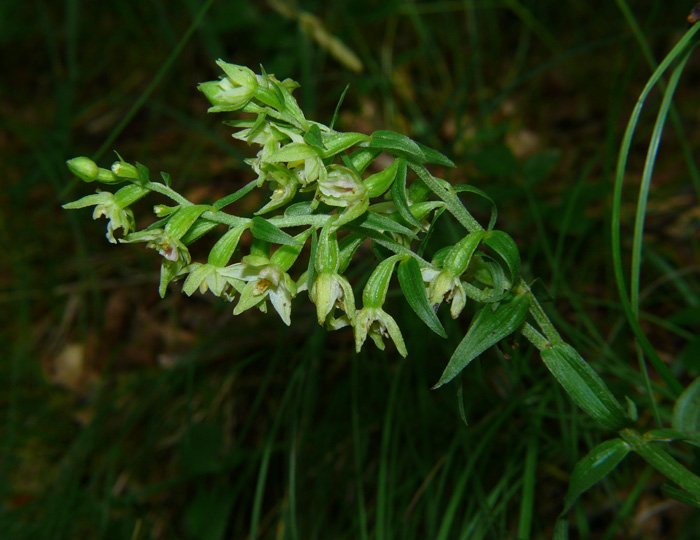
[541,343,631,431]
[320,132,369,158]
[561,438,631,515]
[662,483,700,510]
[390,159,421,228]
[165,205,211,240]
[454,185,498,231]
[207,224,248,267]
[397,257,447,338]
[352,211,418,239]
[434,294,530,388]
[250,216,301,246]
[416,141,455,167]
[363,158,401,198]
[303,124,325,152]
[672,376,700,433]
[368,130,427,162]
[483,230,521,284]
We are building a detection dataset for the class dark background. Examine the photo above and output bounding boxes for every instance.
[2,1,700,538]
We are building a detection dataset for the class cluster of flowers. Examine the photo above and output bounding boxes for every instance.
[64,60,519,359]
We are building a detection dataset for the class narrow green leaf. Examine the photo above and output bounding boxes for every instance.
[434,294,530,388]
[165,205,211,240]
[643,428,700,447]
[368,130,426,162]
[284,201,315,216]
[562,438,631,515]
[348,147,381,173]
[483,230,521,283]
[337,233,363,274]
[207,224,247,267]
[114,184,151,208]
[250,216,301,246]
[180,219,218,245]
[397,257,447,338]
[409,163,482,232]
[329,84,349,130]
[352,211,419,239]
[321,132,369,158]
[672,376,700,432]
[541,343,631,430]
[390,159,421,228]
[363,158,401,198]
[416,141,455,167]
[454,184,498,230]
[307,227,319,292]
[213,179,258,210]
[303,123,325,152]
[267,142,318,163]
[661,483,700,510]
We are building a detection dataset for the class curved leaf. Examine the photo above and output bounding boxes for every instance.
[483,230,521,283]
[250,216,300,246]
[368,130,426,162]
[673,376,700,432]
[434,294,530,388]
[541,343,631,430]
[454,184,498,231]
[397,257,447,338]
[390,159,421,228]
[562,438,631,515]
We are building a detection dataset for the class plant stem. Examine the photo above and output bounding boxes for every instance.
[620,428,700,495]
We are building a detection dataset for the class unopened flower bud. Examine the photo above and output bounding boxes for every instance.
[111,161,140,180]
[66,157,99,182]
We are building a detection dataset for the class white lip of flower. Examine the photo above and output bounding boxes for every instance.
[89,194,134,244]
[353,307,407,357]
[221,260,296,325]
[421,267,467,318]
[317,174,366,207]
[62,191,133,243]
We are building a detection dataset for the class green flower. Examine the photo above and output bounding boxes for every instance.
[316,165,369,226]
[62,191,135,244]
[198,61,259,112]
[421,267,467,319]
[182,262,245,298]
[309,272,356,327]
[353,307,407,357]
[121,229,190,264]
[221,255,297,326]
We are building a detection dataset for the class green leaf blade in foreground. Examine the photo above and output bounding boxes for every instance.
[416,141,455,167]
[397,257,447,338]
[541,343,631,431]
[562,438,631,515]
[368,130,426,162]
[390,159,422,229]
[250,216,300,246]
[483,230,521,283]
[434,294,530,388]
[672,376,700,432]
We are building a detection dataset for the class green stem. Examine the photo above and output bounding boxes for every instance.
[525,285,562,344]
[520,323,549,351]
[620,428,700,495]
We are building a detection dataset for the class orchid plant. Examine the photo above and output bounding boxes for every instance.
[63,56,700,529]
